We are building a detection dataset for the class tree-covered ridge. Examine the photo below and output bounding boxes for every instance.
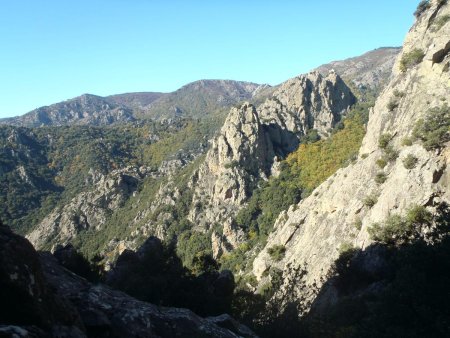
[0,127,60,233]
[0,117,219,234]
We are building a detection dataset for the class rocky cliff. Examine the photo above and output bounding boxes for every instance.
[252,0,450,313]
[24,69,355,261]
[0,26,418,309]
[188,71,355,257]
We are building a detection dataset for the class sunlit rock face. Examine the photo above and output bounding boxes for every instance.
[252,0,450,314]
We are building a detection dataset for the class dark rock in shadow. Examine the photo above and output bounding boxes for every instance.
[0,223,258,337]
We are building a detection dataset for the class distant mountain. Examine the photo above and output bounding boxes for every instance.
[140,79,269,120]
[0,94,137,127]
[0,80,268,127]
[314,47,401,90]
[0,49,400,128]
[106,92,164,110]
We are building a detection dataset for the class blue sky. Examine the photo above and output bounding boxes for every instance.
[0,1,418,118]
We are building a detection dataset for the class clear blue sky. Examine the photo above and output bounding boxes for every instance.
[0,0,418,118]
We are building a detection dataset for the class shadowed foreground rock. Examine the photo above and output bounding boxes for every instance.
[0,223,257,337]
[0,223,85,337]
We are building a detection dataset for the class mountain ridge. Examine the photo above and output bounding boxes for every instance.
[0,80,267,127]
[0,47,399,128]
[314,46,401,90]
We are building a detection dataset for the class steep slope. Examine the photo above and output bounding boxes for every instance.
[252,0,450,314]
[315,47,401,91]
[0,126,60,233]
[26,167,141,250]
[20,118,213,252]
[0,115,217,241]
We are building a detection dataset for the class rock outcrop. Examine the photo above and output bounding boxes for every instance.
[40,252,256,338]
[189,72,355,256]
[27,167,141,249]
[0,223,86,337]
[1,222,257,337]
[259,70,355,137]
[252,0,450,313]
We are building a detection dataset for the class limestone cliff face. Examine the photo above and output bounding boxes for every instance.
[252,0,450,312]
[188,72,355,257]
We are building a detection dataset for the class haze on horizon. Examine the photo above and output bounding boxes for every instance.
[0,0,418,118]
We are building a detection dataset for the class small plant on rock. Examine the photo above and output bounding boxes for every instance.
[378,133,392,149]
[375,172,388,184]
[400,49,425,72]
[401,137,413,146]
[353,218,362,231]
[403,154,418,169]
[413,105,450,150]
[393,89,405,98]
[414,0,431,18]
[363,193,379,208]
[368,205,433,245]
[387,99,399,112]
[267,245,286,262]
[224,160,239,169]
[338,242,355,254]
[432,14,450,31]
[376,158,388,168]
[383,145,399,162]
